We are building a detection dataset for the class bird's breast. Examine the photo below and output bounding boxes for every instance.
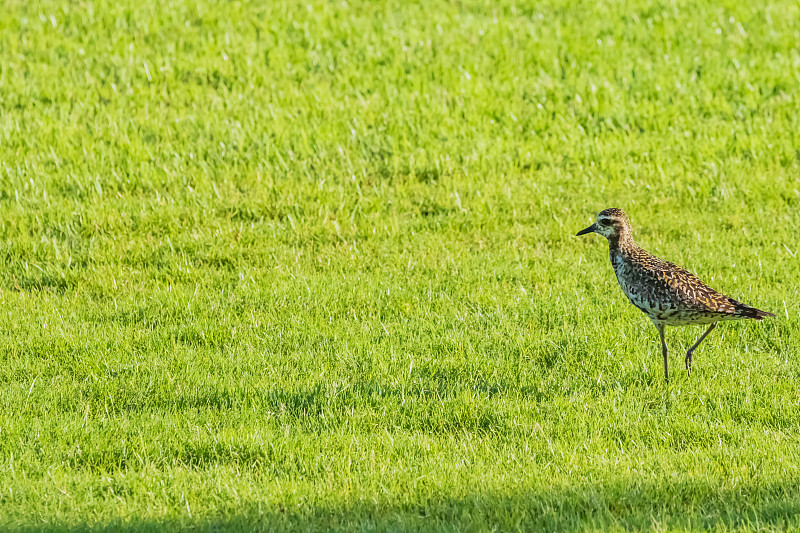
[613,260,677,320]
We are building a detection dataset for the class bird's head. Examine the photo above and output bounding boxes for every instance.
[576,208,632,241]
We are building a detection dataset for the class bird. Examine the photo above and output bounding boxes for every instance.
[576,208,774,382]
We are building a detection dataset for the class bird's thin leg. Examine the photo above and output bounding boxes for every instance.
[685,323,717,376]
[655,323,668,383]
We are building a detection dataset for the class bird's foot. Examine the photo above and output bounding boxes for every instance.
[685,351,693,377]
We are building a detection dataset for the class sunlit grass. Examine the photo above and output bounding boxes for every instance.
[1,0,799,531]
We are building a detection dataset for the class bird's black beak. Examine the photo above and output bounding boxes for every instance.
[576,223,598,236]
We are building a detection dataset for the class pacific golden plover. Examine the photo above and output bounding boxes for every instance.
[576,208,774,382]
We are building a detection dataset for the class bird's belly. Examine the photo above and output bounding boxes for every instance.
[659,311,741,326]
[657,312,723,326]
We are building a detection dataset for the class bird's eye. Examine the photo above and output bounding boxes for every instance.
[598,219,610,226]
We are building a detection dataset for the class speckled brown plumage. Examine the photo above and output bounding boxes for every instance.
[577,208,774,382]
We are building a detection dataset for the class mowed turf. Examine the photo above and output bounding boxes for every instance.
[1,0,799,530]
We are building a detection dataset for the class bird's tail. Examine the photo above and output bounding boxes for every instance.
[733,301,776,320]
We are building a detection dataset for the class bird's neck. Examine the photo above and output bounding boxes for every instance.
[608,232,637,259]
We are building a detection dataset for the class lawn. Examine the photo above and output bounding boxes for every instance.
[1,0,799,531]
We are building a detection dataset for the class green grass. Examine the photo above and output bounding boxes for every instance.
[1,0,800,530]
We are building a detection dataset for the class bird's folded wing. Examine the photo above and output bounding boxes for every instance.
[650,262,738,314]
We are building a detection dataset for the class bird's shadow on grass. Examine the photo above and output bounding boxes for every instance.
[8,481,800,532]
